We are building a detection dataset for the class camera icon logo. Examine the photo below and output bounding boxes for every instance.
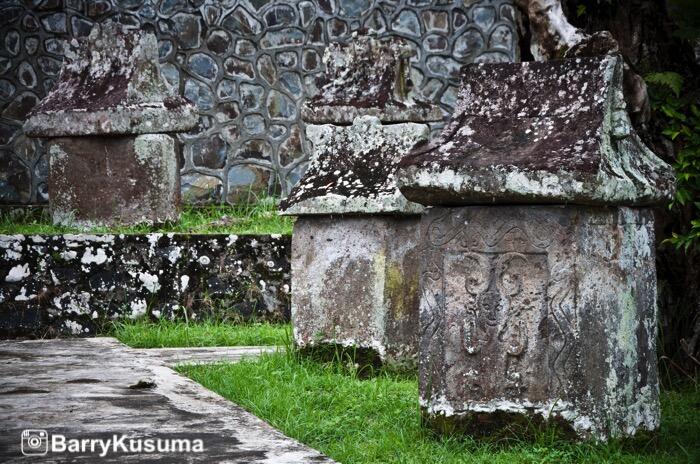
[21,429,49,456]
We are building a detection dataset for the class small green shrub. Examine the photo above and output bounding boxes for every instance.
[646,71,700,250]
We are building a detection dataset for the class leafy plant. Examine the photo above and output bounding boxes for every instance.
[646,71,700,250]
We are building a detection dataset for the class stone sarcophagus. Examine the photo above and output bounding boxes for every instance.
[280,34,441,367]
[416,206,659,439]
[23,21,197,227]
[397,55,675,439]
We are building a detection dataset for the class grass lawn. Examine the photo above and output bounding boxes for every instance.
[0,197,293,235]
[110,320,290,348]
[179,352,700,464]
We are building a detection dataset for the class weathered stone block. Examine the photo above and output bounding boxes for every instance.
[48,134,179,227]
[419,205,659,440]
[283,34,443,366]
[280,116,427,364]
[291,216,421,366]
[23,21,197,137]
[301,33,443,124]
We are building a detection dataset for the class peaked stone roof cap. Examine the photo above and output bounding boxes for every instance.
[280,116,427,216]
[397,55,675,206]
[301,33,442,124]
[24,21,197,137]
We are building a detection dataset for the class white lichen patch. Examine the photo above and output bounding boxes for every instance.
[60,250,78,261]
[167,246,182,264]
[179,275,190,292]
[14,286,36,301]
[130,299,148,319]
[81,247,109,265]
[5,263,30,282]
[63,319,86,335]
[138,272,161,293]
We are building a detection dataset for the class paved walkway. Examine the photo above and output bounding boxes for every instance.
[133,344,279,366]
[0,338,333,463]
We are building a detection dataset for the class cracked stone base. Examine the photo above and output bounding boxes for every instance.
[291,215,421,367]
[419,205,660,441]
[48,134,180,227]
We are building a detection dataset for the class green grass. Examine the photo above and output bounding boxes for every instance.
[0,197,294,235]
[110,320,290,348]
[179,352,700,464]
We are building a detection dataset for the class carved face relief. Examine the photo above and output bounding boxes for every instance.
[443,251,549,400]
[420,209,580,404]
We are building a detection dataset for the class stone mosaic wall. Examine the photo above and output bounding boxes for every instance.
[0,0,518,206]
[0,233,291,337]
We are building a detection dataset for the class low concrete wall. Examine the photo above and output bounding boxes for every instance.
[0,233,290,338]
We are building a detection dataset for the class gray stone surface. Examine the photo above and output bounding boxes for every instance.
[47,134,180,227]
[301,33,443,124]
[280,116,428,215]
[134,345,278,367]
[0,337,332,462]
[291,216,421,367]
[23,21,197,137]
[0,233,291,338]
[397,55,675,206]
[418,205,659,440]
[0,0,519,205]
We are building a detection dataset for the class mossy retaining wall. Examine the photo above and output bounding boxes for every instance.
[0,233,290,338]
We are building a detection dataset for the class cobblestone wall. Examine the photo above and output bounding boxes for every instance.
[0,0,518,205]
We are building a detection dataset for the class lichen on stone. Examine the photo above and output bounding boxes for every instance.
[280,116,427,215]
[23,20,197,137]
[301,32,442,124]
[397,55,675,206]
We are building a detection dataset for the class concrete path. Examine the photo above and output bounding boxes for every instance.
[0,338,333,463]
[133,345,279,367]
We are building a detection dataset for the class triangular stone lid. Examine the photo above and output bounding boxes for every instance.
[301,33,442,124]
[397,55,675,206]
[24,21,197,137]
[280,116,426,215]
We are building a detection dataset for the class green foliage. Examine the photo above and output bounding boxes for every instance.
[646,72,700,250]
[0,196,294,235]
[667,0,700,40]
[179,352,700,464]
[108,320,290,348]
[646,72,684,98]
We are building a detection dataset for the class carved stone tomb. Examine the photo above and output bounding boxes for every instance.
[280,34,441,367]
[397,55,675,439]
[24,21,197,227]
